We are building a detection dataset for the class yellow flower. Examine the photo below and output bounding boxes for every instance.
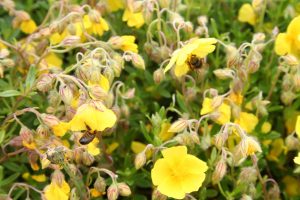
[200,97,231,125]
[243,136,261,156]
[151,146,208,199]
[295,115,300,137]
[158,122,174,141]
[90,188,104,197]
[32,174,47,182]
[261,122,271,133]
[52,122,70,137]
[83,14,109,36]
[106,142,119,154]
[122,9,145,28]
[238,4,256,26]
[164,38,217,77]
[228,92,243,105]
[44,53,63,69]
[68,102,117,132]
[20,19,37,34]
[44,180,70,200]
[294,152,300,165]
[131,141,152,158]
[275,16,300,58]
[86,137,100,156]
[267,138,287,162]
[105,0,124,12]
[234,112,258,133]
[22,140,36,150]
[49,22,84,45]
[283,176,300,197]
[109,35,138,53]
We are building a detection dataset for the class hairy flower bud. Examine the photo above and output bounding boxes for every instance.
[152,188,167,200]
[131,53,145,70]
[82,151,95,166]
[168,119,188,133]
[153,68,165,84]
[117,182,131,196]
[94,177,106,193]
[107,184,119,200]
[212,159,227,184]
[36,74,54,92]
[214,69,235,79]
[62,36,80,47]
[2,58,15,67]
[89,85,108,100]
[52,170,65,186]
[134,151,147,169]
[281,90,296,105]
[238,167,257,184]
[59,84,73,105]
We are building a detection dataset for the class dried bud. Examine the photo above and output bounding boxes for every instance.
[107,184,119,200]
[153,68,165,84]
[152,188,167,200]
[168,119,188,133]
[131,53,145,70]
[117,182,131,196]
[82,151,95,166]
[59,84,74,105]
[94,177,106,193]
[212,159,227,184]
[36,74,54,92]
[134,151,146,169]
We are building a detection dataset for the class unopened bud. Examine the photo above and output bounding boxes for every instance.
[117,182,131,196]
[213,69,234,79]
[184,21,193,33]
[94,177,106,193]
[89,85,108,100]
[36,124,49,137]
[134,152,147,169]
[238,167,257,184]
[168,119,188,133]
[121,104,130,118]
[59,84,73,105]
[285,134,300,151]
[82,151,95,166]
[293,73,300,91]
[153,68,165,84]
[252,32,265,43]
[0,48,9,59]
[131,53,145,70]
[62,36,80,46]
[52,170,65,186]
[2,58,15,67]
[283,55,299,66]
[107,184,119,200]
[197,16,208,25]
[281,90,295,105]
[88,10,101,23]
[36,74,54,92]
[252,0,264,12]
[152,188,167,200]
[123,88,135,99]
[212,159,227,184]
[267,183,280,200]
[158,0,170,8]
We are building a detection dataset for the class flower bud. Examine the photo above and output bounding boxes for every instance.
[168,119,188,133]
[36,124,49,137]
[52,170,65,186]
[158,0,170,8]
[283,55,299,66]
[241,136,262,156]
[0,48,9,59]
[267,183,280,200]
[213,69,234,79]
[89,85,108,100]
[153,68,165,84]
[197,16,208,25]
[184,21,193,33]
[82,151,95,166]
[61,36,80,47]
[121,104,130,118]
[107,184,119,200]
[293,73,300,91]
[88,10,101,23]
[36,74,54,92]
[252,32,265,43]
[281,90,295,105]
[212,159,227,184]
[59,84,74,105]
[285,134,300,151]
[94,176,106,193]
[134,151,147,169]
[152,188,167,200]
[117,182,131,196]
[122,88,135,99]
[131,53,145,70]
[238,167,257,184]
[2,58,15,67]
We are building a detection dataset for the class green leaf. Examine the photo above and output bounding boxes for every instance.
[0,90,21,97]
[0,173,20,187]
[0,130,5,144]
[0,165,3,180]
[25,65,37,91]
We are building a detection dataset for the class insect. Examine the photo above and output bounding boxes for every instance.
[79,124,97,145]
[187,54,205,70]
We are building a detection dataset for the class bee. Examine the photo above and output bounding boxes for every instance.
[187,54,205,70]
[79,124,97,145]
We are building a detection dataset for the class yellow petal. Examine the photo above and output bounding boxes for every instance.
[238,4,256,26]
[296,116,300,138]
[87,137,101,156]
[174,63,190,77]
[157,176,186,199]
[20,19,37,34]
[275,33,292,56]
[294,152,300,165]
[31,174,47,182]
